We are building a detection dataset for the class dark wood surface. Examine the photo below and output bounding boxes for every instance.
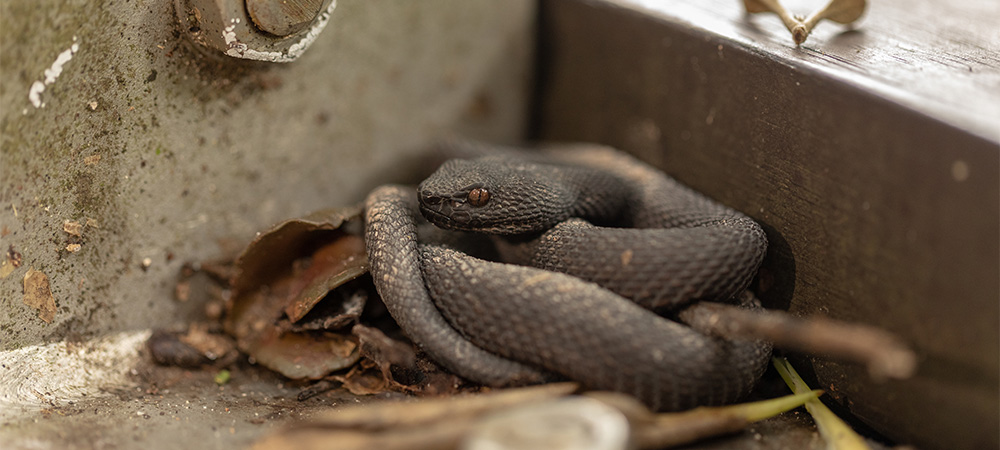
[615,0,1000,140]
[532,1,999,449]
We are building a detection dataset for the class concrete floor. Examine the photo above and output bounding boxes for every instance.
[1,354,894,450]
[2,360,379,450]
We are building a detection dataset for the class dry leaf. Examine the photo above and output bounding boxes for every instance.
[287,288,367,331]
[335,361,392,396]
[224,205,370,379]
[227,205,365,306]
[283,235,368,323]
[23,268,56,323]
[350,324,466,397]
[251,330,360,380]
[327,325,460,398]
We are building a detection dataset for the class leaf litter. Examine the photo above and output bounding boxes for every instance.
[151,204,459,394]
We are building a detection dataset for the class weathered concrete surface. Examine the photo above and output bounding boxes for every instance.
[0,359,894,450]
[1,361,389,450]
[0,0,535,351]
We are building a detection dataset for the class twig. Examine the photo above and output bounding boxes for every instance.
[300,382,579,431]
[589,389,822,449]
[743,0,867,45]
[743,0,802,35]
[679,293,916,380]
[795,0,867,44]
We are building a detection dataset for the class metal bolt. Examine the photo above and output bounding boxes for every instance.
[174,0,337,63]
[246,0,326,37]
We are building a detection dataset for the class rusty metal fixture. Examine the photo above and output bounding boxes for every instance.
[174,0,337,63]
[246,0,326,37]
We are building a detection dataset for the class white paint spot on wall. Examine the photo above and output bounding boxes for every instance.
[28,81,46,108]
[27,37,80,108]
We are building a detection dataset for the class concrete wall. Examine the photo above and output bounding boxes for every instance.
[0,0,536,350]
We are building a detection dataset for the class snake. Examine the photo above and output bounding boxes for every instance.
[364,142,772,411]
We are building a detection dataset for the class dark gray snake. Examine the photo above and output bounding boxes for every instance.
[364,142,771,411]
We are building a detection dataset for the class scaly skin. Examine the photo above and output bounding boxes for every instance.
[364,185,548,386]
[366,142,771,411]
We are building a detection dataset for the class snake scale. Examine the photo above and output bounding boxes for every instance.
[364,142,772,411]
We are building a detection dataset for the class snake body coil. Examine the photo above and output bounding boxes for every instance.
[365,143,771,411]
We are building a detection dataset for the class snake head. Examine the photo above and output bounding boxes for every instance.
[418,157,573,235]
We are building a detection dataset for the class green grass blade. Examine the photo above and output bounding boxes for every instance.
[715,389,823,422]
[773,357,872,450]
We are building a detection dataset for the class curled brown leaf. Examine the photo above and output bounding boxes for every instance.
[223,205,370,379]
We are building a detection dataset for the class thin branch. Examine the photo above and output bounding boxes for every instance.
[679,293,916,380]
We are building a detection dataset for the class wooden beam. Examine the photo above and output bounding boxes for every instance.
[532,1,999,449]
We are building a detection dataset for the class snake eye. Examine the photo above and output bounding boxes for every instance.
[467,187,490,207]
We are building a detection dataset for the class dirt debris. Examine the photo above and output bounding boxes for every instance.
[23,267,57,323]
[2,245,23,278]
[63,220,83,237]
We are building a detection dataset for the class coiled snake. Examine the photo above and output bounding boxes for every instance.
[364,143,772,411]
